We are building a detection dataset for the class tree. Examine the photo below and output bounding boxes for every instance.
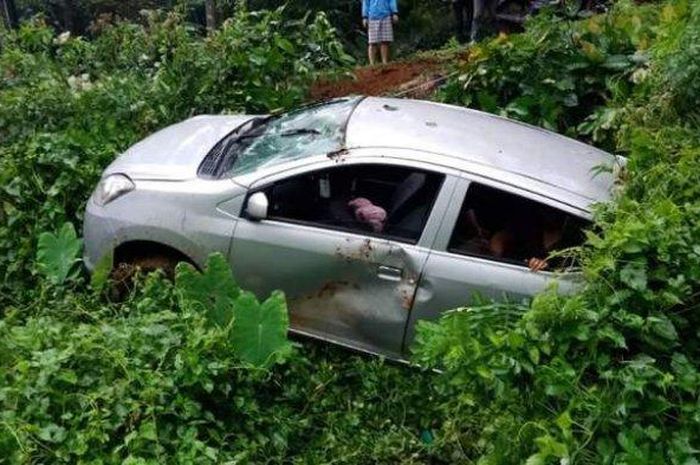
[204,0,216,31]
[60,0,75,32]
[1,0,18,29]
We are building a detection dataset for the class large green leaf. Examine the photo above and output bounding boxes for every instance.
[175,253,240,326]
[230,290,292,367]
[36,222,83,285]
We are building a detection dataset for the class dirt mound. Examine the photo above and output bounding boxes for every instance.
[310,57,447,100]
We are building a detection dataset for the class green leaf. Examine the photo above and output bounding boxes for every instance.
[535,434,569,457]
[620,262,648,291]
[36,222,82,285]
[556,411,573,441]
[38,423,67,443]
[175,253,240,326]
[230,290,291,367]
[646,315,679,342]
[476,91,499,113]
[138,422,158,442]
[525,453,546,465]
[602,54,633,70]
[563,93,579,107]
[276,37,295,53]
[90,250,113,293]
[528,346,541,364]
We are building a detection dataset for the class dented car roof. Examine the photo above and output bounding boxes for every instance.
[345,97,618,208]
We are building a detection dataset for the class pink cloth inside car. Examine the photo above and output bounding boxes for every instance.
[348,197,387,233]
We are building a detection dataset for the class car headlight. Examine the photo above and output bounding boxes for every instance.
[94,174,135,206]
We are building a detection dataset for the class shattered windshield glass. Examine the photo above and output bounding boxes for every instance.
[208,98,361,178]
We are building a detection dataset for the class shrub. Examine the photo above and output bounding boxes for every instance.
[415,1,700,463]
[0,268,444,463]
[437,1,658,149]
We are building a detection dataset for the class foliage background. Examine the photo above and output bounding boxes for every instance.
[10,0,455,58]
[416,0,700,463]
[2,0,700,463]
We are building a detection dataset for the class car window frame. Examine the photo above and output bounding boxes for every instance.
[436,174,592,274]
[243,158,450,246]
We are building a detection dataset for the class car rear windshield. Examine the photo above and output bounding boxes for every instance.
[198,97,362,179]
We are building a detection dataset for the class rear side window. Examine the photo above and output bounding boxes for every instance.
[448,183,590,270]
[261,164,444,243]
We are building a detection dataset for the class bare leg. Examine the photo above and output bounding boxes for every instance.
[368,44,378,66]
[380,42,390,64]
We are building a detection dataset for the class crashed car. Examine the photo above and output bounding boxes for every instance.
[84,96,621,359]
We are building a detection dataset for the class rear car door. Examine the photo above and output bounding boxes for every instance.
[229,159,457,358]
[404,176,585,351]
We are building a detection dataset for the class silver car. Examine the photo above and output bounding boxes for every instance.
[84,96,619,359]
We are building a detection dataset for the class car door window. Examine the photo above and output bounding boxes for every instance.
[260,164,444,243]
[447,183,590,271]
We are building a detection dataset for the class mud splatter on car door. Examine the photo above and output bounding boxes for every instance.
[230,224,428,358]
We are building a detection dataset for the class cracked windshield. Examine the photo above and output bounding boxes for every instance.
[229,97,360,175]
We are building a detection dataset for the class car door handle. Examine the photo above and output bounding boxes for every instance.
[377,265,402,281]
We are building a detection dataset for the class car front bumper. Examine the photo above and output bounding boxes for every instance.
[83,197,118,271]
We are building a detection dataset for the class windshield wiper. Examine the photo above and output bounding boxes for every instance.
[233,132,267,142]
[206,120,271,177]
[279,128,321,137]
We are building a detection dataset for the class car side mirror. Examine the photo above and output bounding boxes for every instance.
[246,192,269,221]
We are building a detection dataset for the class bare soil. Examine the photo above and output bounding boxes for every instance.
[310,50,470,100]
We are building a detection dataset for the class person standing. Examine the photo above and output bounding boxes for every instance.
[362,0,399,65]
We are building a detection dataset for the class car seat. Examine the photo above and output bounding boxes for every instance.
[385,172,428,239]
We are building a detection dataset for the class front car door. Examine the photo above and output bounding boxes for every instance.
[229,158,458,358]
[404,175,586,351]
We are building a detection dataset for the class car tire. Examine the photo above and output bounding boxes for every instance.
[109,254,181,300]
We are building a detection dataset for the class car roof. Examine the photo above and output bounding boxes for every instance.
[345,97,618,210]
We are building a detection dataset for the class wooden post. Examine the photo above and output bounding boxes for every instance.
[205,0,217,32]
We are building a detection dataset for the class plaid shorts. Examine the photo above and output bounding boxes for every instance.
[368,17,394,44]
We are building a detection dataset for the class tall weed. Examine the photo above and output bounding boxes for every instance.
[416,1,700,463]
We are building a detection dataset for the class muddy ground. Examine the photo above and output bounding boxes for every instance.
[309,50,471,100]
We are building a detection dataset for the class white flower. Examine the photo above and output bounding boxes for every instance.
[631,67,650,84]
[54,31,71,45]
[67,73,93,92]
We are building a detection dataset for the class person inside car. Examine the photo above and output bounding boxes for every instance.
[454,206,567,272]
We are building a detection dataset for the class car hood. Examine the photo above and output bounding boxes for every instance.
[104,115,256,180]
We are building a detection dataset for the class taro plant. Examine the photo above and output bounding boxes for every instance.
[35,222,82,285]
[176,253,293,367]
